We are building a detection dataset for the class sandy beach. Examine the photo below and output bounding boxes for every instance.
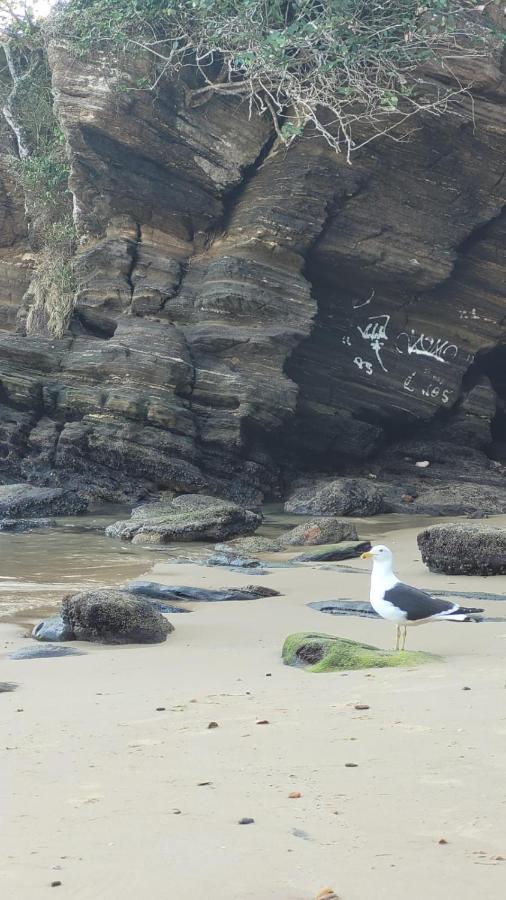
[2,520,506,900]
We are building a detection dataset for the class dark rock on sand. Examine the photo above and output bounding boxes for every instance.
[285,478,384,517]
[206,551,262,569]
[9,645,85,659]
[32,616,75,642]
[106,494,261,544]
[215,535,282,554]
[279,518,358,546]
[0,484,87,517]
[126,581,280,603]
[293,541,372,563]
[61,589,174,643]
[0,517,56,532]
[0,682,18,692]
[308,600,379,619]
[418,523,506,575]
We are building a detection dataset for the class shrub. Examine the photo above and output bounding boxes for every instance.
[49,0,500,158]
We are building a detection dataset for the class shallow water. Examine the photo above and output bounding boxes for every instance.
[0,508,153,620]
[0,503,441,621]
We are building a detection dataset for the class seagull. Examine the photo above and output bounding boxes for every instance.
[361,545,484,650]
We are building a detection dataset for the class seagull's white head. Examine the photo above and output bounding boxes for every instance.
[361,544,394,567]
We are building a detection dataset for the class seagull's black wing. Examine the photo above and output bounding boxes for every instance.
[384,582,458,621]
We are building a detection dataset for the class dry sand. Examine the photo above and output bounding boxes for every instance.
[2,521,506,899]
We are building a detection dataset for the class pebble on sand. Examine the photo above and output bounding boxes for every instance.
[288,791,302,799]
[207,721,219,729]
[256,719,269,725]
[316,889,339,900]
[354,704,370,710]
[345,763,358,767]
[238,817,255,825]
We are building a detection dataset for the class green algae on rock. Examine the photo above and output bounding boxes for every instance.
[282,632,437,673]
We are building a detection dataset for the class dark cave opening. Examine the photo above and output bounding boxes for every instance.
[462,344,506,447]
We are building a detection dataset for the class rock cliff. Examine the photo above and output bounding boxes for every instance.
[0,35,505,503]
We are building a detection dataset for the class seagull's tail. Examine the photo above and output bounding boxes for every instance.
[444,605,484,622]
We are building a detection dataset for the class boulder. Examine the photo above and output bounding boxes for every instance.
[282,633,436,672]
[404,484,506,517]
[125,581,280,603]
[0,517,56,532]
[61,589,174,643]
[0,484,87,517]
[106,494,261,544]
[279,518,358,546]
[417,523,506,575]
[293,540,372,563]
[284,478,384,517]
[32,616,75,642]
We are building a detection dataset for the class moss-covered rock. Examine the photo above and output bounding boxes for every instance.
[282,632,437,672]
[106,494,261,544]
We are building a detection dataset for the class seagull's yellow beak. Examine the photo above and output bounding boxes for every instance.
[360,551,373,559]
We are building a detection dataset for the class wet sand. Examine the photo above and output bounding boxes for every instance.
[2,520,506,899]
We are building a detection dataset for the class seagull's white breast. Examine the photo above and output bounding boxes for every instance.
[370,567,407,623]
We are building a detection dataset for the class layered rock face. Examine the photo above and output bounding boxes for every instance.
[0,40,505,500]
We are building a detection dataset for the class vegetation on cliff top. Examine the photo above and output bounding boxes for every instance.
[1,5,75,337]
[0,1,501,336]
[49,0,501,158]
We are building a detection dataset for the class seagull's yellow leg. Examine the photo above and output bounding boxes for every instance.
[395,625,400,651]
[401,626,407,651]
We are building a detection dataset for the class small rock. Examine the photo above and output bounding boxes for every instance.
[238,817,254,825]
[207,721,219,729]
[173,809,181,815]
[156,707,166,711]
[293,540,372,563]
[51,882,62,888]
[401,494,414,503]
[354,703,370,710]
[32,617,75,643]
[438,838,448,845]
[288,791,302,799]
[198,781,212,786]
[345,762,358,767]
[462,686,471,691]
[415,460,430,468]
[256,719,269,725]
[9,645,85,660]
[316,889,339,900]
